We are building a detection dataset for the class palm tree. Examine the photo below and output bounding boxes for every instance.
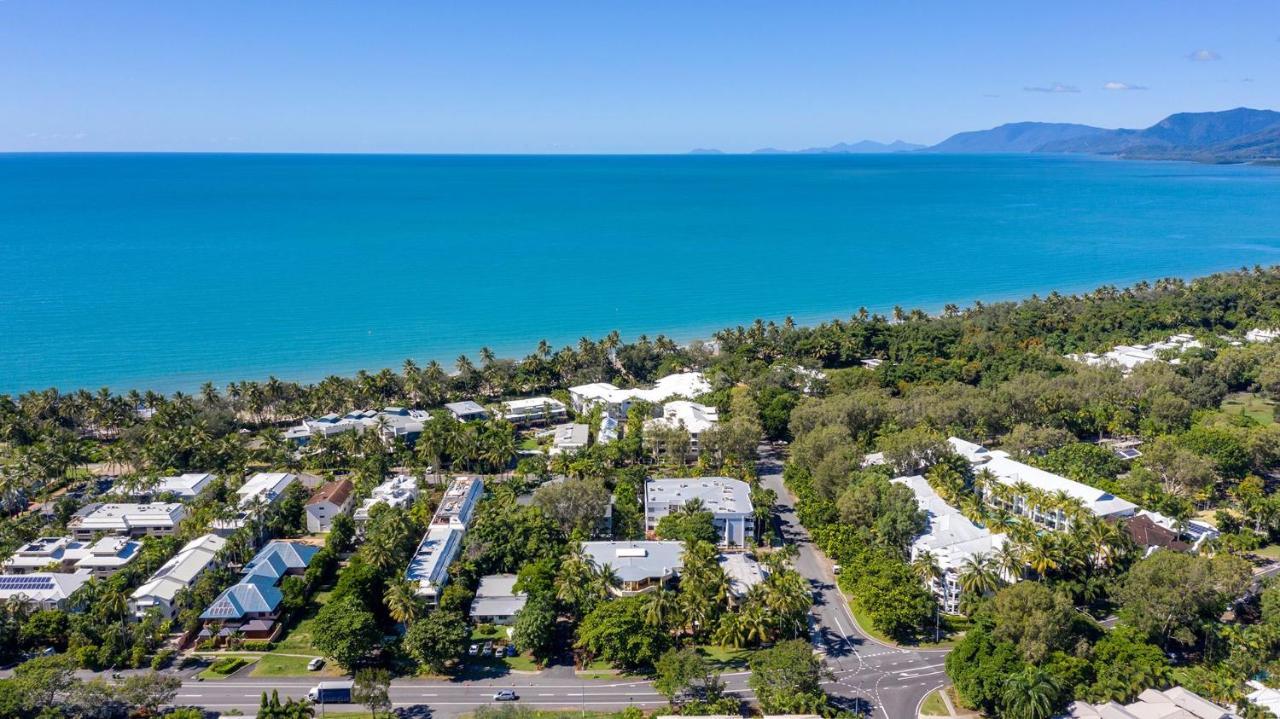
[1026,533,1060,578]
[1002,666,1059,719]
[592,563,621,597]
[644,588,677,630]
[957,552,1001,597]
[714,611,748,648]
[911,551,943,587]
[384,580,423,627]
[994,541,1025,581]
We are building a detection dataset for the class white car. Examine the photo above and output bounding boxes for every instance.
[493,690,519,701]
[307,657,325,671]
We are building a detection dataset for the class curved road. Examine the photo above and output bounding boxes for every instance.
[130,447,951,717]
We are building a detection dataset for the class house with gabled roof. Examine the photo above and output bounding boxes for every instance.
[200,541,318,640]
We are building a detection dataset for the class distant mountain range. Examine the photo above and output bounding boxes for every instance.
[696,108,1280,164]
[928,107,1280,163]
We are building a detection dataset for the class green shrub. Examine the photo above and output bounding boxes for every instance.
[241,640,274,652]
[208,656,247,675]
[151,648,176,670]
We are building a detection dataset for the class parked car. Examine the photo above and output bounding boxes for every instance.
[504,645,517,657]
[468,644,480,656]
[307,657,325,671]
[482,641,494,657]
[493,690,519,701]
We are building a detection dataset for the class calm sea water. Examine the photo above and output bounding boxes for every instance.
[2,153,1279,395]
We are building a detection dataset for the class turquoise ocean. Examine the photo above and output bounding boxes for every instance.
[2,153,1280,395]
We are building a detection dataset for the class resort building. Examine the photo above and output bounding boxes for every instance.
[4,535,142,579]
[1067,686,1236,719]
[1068,333,1203,373]
[236,472,298,510]
[305,479,354,533]
[1246,681,1280,717]
[432,476,484,528]
[952,437,1137,527]
[130,533,226,619]
[893,474,1008,614]
[407,476,484,601]
[445,401,490,423]
[550,423,590,455]
[200,541,318,640]
[1246,328,1280,343]
[644,401,719,459]
[1122,514,1191,557]
[468,574,528,625]
[645,477,754,547]
[69,502,186,540]
[1136,510,1220,551]
[407,526,464,603]
[501,397,568,426]
[150,472,216,500]
[718,553,767,599]
[0,571,93,611]
[283,408,432,445]
[581,541,685,595]
[354,474,419,523]
[569,372,712,419]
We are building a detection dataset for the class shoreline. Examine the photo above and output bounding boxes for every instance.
[4,263,1276,397]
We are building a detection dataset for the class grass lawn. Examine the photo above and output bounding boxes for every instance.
[575,658,617,680]
[694,645,755,670]
[1255,544,1280,561]
[921,688,949,716]
[251,653,341,678]
[244,589,334,676]
[471,625,511,641]
[1221,392,1277,425]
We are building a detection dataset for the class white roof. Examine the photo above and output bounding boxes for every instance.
[406,526,464,596]
[647,477,753,516]
[355,474,419,521]
[72,502,186,532]
[646,401,719,434]
[718,553,766,596]
[153,472,215,498]
[946,437,991,464]
[893,475,1005,573]
[131,534,226,605]
[1246,328,1280,343]
[581,541,685,583]
[1070,686,1235,719]
[1247,681,1280,717]
[502,396,567,411]
[236,473,297,508]
[570,372,711,406]
[552,423,590,448]
[469,574,528,618]
[431,476,483,527]
[0,571,92,604]
[980,450,1138,518]
[1068,335,1203,372]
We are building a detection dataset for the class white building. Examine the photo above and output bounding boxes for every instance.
[644,401,719,459]
[1068,333,1203,373]
[581,541,685,595]
[305,479,354,533]
[284,408,433,445]
[1246,681,1280,718]
[893,475,1008,613]
[550,423,590,455]
[1069,686,1236,719]
[4,535,142,578]
[69,502,186,540]
[718,553,767,599]
[645,477,754,547]
[569,372,712,419]
[445,401,490,423]
[469,574,528,624]
[407,476,484,601]
[407,526,465,603]
[501,397,568,426]
[236,472,297,509]
[354,474,419,523]
[0,571,93,611]
[597,416,620,445]
[130,534,227,619]
[1246,328,1280,343]
[150,472,216,500]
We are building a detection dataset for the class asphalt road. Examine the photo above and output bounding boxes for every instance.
[756,445,950,719]
[62,446,949,718]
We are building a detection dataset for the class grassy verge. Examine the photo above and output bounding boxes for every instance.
[921,688,949,716]
[251,653,339,677]
[848,601,961,650]
[196,655,256,680]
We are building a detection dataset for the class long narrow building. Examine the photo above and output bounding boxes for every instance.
[406,476,483,603]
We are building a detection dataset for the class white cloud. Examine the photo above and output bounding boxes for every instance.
[1188,49,1221,61]
[1024,82,1080,93]
[1103,81,1147,91]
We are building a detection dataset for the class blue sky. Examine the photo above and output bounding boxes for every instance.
[1,1,1276,153]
